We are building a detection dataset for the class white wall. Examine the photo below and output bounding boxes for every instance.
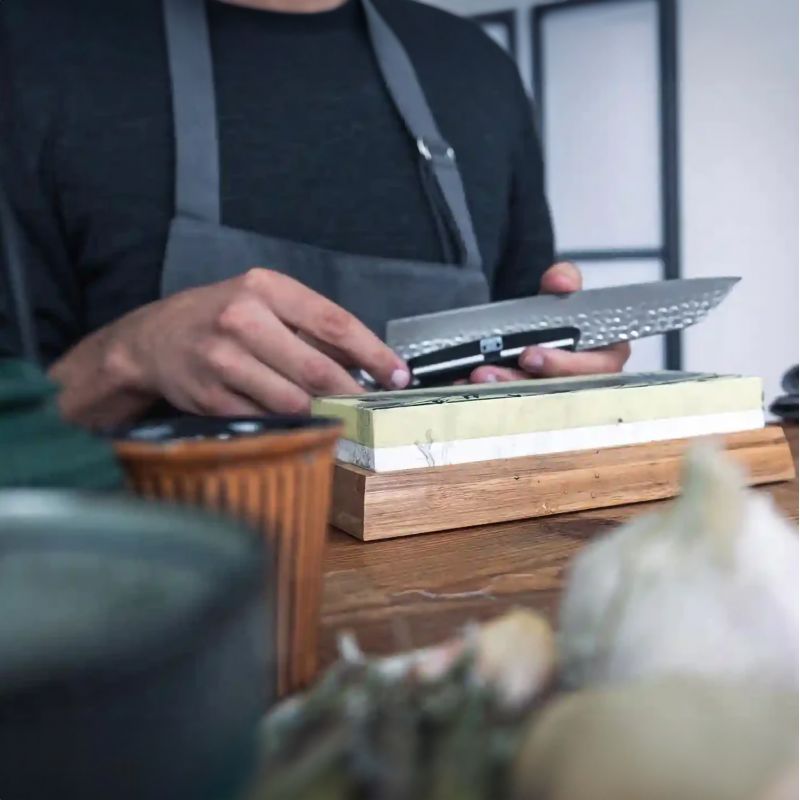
[424,0,799,405]
[680,0,798,406]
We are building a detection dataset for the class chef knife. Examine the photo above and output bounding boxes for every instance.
[386,277,739,387]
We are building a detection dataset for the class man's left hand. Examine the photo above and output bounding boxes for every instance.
[469,262,631,384]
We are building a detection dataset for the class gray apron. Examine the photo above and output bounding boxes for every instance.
[160,0,491,337]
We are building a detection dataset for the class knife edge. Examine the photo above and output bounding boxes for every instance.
[387,277,740,359]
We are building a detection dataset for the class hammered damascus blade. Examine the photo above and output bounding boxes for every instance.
[387,278,739,360]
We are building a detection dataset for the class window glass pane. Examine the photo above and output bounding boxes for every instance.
[578,259,665,372]
[481,21,513,54]
[541,1,662,251]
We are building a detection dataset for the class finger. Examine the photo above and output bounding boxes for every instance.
[244,270,410,390]
[295,332,388,390]
[180,384,270,418]
[519,342,630,378]
[520,341,630,368]
[539,261,583,294]
[297,331,360,368]
[200,341,314,414]
[216,301,365,397]
[470,365,530,384]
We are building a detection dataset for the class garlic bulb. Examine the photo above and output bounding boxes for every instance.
[558,442,798,690]
[514,677,798,800]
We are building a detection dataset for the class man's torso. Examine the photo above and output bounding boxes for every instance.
[0,0,537,358]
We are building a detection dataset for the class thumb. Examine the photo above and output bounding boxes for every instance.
[539,261,583,294]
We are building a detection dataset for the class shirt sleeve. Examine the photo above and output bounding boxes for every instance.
[0,7,81,364]
[492,81,556,301]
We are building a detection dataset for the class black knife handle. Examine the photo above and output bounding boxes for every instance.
[408,326,581,388]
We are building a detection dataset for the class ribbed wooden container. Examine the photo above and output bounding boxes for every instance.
[114,422,341,697]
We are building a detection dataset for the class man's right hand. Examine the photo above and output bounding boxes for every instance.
[50,268,410,427]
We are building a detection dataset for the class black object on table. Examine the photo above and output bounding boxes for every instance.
[770,365,799,421]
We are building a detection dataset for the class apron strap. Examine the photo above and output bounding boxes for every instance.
[163,0,221,224]
[361,0,482,270]
[162,0,482,268]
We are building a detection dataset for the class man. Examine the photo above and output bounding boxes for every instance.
[0,0,628,428]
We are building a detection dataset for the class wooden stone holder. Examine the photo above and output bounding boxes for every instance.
[331,426,796,542]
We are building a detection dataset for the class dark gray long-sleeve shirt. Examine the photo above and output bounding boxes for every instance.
[0,0,554,363]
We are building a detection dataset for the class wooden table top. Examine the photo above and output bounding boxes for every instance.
[320,425,798,667]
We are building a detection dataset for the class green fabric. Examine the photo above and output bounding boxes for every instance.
[0,359,123,490]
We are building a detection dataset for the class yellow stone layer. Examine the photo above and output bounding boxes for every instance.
[311,372,763,450]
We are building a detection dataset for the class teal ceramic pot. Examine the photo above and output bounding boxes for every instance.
[0,359,123,490]
[0,490,274,800]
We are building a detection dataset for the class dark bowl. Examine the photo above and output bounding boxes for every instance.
[0,490,274,800]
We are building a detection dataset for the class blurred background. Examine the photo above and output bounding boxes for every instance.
[425,0,798,409]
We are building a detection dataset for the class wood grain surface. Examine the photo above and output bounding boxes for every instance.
[319,424,798,668]
[331,427,794,540]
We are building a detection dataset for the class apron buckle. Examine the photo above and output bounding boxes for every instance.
[417,137,456,164]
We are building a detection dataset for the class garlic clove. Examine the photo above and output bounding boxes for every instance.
[471,609,556,710]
